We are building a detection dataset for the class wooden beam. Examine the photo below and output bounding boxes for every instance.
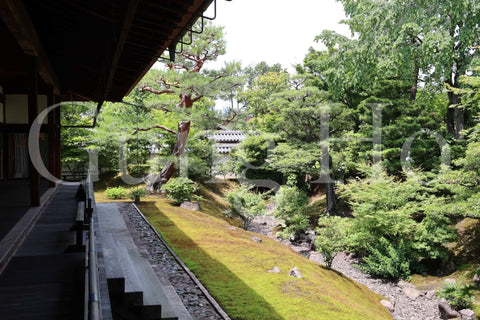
[27,55,40,206]
[0,0,61,94]
[103,0,141,101]
[92,0,140,125]
[124,0,214,96]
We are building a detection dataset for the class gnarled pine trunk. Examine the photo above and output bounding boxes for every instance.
[147,120,191,192]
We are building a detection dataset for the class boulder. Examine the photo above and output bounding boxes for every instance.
[459,309,476,320]
[426,290,436,299]
[180,201,200,211]
[403,287,421,300]
[289,267,303,278]
[267,267,281,273]
[397,280,414,288]
[380,299,395,313]
[252,236,262,243]
[473,273,480,285]
[438,298,461,319]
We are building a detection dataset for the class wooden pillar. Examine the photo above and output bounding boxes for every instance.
[47,86,55,187]
[27,55,40,206]
[54,95,61,179]
[2,131,7,180]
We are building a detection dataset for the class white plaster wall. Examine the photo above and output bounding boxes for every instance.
[5,94,27,124]
[5,94,48,124]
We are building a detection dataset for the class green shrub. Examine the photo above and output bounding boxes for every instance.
[161,177,198,204]
[437,282,475,310]
[105,187,128,199]
[226,184,266,229]
[278,215,310,240]
[340,166,457,278]
[129,188,148,201]
[127,164,150,176]
[315,214,347,269]
[274,185,311,239]
[359,237,412,279]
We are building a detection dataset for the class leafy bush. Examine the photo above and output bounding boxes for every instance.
[315,214,347,269]
[359,237,412,279]
[339,166,457,278]
[185,137,214,181]
[437,282,475,310]
[274,185,311,239]
[105,187,128,199]
[226,185,266,229]
[127,164,150,176]
[230,134,283,183]
[161,177,198,204]
[129,188,148,201]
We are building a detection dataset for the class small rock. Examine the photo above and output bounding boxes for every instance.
[459,309,476,320]
[380,299,395,313]
[305,230,317,243]
[444,278,456,285]
[438,298,461,319]
[180,201,200,211]
[289,267,303,278]
[267,267,281,273]
[473,273,480,284]
[252,236,263,243]
[397,280,414,288]
[403,287,421,299]
[226,226,237,231]
[426,290,436,299]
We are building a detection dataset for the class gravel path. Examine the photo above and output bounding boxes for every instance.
[250,215,442,320]
[117,203,227,320]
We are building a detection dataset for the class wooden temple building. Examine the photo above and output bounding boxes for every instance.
[0,0,217,319]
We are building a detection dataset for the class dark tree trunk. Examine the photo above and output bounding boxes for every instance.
[323,151,337,215]
[455,106,465,139]
[147,120,191,191]
[409,65,420,102]
[446,104,455,135]
[446,90,462,138]
[446,74,464,138]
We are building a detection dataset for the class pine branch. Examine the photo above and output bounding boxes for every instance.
[131,125,177,135]
[149,103,172,113]
[191,95,204,103]
[139,86,175,95]
[157,78,180,88]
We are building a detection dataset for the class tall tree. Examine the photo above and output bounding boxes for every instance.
[134,21,242,190]
[318,0,480,138]
[238,71,349,214]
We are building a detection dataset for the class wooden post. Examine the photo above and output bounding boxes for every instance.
[54,95,61,179]
[47,86,55,187]
[27,55,40,206]
[2,131,7,180]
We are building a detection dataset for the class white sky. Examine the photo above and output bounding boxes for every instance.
[205,0,350,71]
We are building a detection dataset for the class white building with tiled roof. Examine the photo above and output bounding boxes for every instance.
[209,130,247,154]
[208,130,247,179]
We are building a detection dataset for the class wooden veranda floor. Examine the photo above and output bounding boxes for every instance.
[0,183,85,319]
[0,179,50,241]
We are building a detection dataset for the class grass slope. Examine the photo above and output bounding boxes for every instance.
[138,198,392,320]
